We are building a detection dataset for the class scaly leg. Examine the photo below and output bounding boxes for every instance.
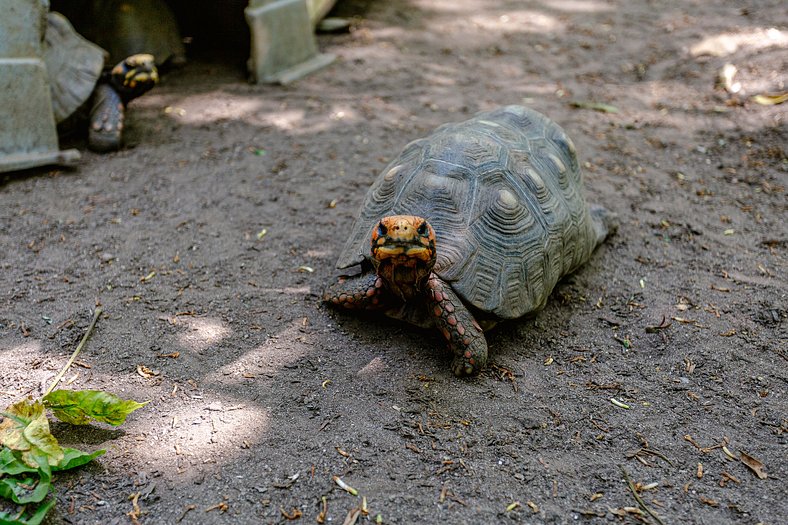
[324,273,388,310]
[425,274,487,376]
[88,84,124,152]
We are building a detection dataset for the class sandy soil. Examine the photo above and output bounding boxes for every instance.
[1,1,786,524]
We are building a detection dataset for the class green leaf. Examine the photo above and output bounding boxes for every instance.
[43,390,147,427]
[0,497,56,525]
[0,454,51,505]
[0,448,37,476]
[52,448,105,471]
[0,400,63,468]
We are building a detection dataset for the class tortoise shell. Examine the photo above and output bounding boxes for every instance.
[43,12,107,123]
[335,106,604,319]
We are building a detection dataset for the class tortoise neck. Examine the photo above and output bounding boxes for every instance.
[374,258,433,302]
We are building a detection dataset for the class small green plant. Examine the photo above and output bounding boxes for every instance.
[0,308,146,524]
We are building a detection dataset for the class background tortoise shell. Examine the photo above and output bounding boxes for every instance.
[336,105,610,319]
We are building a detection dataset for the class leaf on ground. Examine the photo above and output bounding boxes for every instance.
[570,100,620,113]
[0,454,51,505]
[752,92,788,106]
[0,400,63,468]
[43,390,148,427]
[740,451,767,479]
[0,497,56,525]
[0,447,37,476]
[52,447,106,471]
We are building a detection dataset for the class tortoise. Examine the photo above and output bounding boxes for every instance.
[43,11,159,152]
[324,106,617,376]
[50,0,186,69]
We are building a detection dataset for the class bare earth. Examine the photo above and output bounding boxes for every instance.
[1,1,786,524]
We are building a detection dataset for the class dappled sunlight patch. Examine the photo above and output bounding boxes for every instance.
[176,317,232,353]
[540,0,613,13]
[1,339,49,403]
[128,401,271,477]
[258,108,307,131]
[157,92,266,125]
[204,320,315,381]
[690,27,788,58]
[469,10,565,34]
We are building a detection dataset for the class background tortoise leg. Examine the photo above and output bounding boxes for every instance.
[426,275,487,376]
[88,83,124,152]
[324,273,387,310]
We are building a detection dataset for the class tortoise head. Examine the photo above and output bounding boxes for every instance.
[110,54,159,103]
[370,215,436,300]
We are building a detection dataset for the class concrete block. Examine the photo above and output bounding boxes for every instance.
[0,0,46,57]
[246,0,335,84]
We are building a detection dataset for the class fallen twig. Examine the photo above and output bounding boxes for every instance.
[620,467,665,525]
[45,307,102,396]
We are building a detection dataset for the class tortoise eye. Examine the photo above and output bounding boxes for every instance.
[376,221,388,237]
[417,222,429,236]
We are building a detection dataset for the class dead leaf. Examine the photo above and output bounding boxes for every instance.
[136,364,160,378]
[570,100,619,113]
[718,63,741,94]
[752,92,788,105]
[280,507,302,520]
[740,451,767,479]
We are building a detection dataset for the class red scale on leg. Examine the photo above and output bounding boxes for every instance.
[425,274,488,376]
[324,273,388,311]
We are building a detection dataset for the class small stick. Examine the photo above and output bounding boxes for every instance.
[333,475,358,496]
[45,307,102,396]
[620,467,665,525]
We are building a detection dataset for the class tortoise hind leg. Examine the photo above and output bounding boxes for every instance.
[589,204,619,245]
[88,84,124,152]
[425,275,487,376]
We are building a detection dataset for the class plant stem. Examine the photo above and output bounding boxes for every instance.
[44,307,102,396]
[620,466,665,525]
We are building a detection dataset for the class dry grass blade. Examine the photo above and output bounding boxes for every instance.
[45,307,102,396]
[620,467,665,525]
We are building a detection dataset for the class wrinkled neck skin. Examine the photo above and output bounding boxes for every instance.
[372,256,433,302]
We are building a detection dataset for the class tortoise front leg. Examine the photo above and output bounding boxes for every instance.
[88,84,124,152]
[324,273,388,310]
[425,274,487,376]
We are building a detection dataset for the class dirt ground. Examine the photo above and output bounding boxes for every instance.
[1,1,786,524]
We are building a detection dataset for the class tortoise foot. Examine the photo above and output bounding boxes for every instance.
[88,84,124,152]
[450,339,488,377]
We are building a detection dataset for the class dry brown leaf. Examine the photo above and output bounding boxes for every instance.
[699,496,719,507]
[280,507,302,520]
[136,364,160,378]
[740,451,767,479]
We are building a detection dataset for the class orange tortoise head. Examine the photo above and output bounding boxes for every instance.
[370,215,436,265]
[369,215,437,300]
